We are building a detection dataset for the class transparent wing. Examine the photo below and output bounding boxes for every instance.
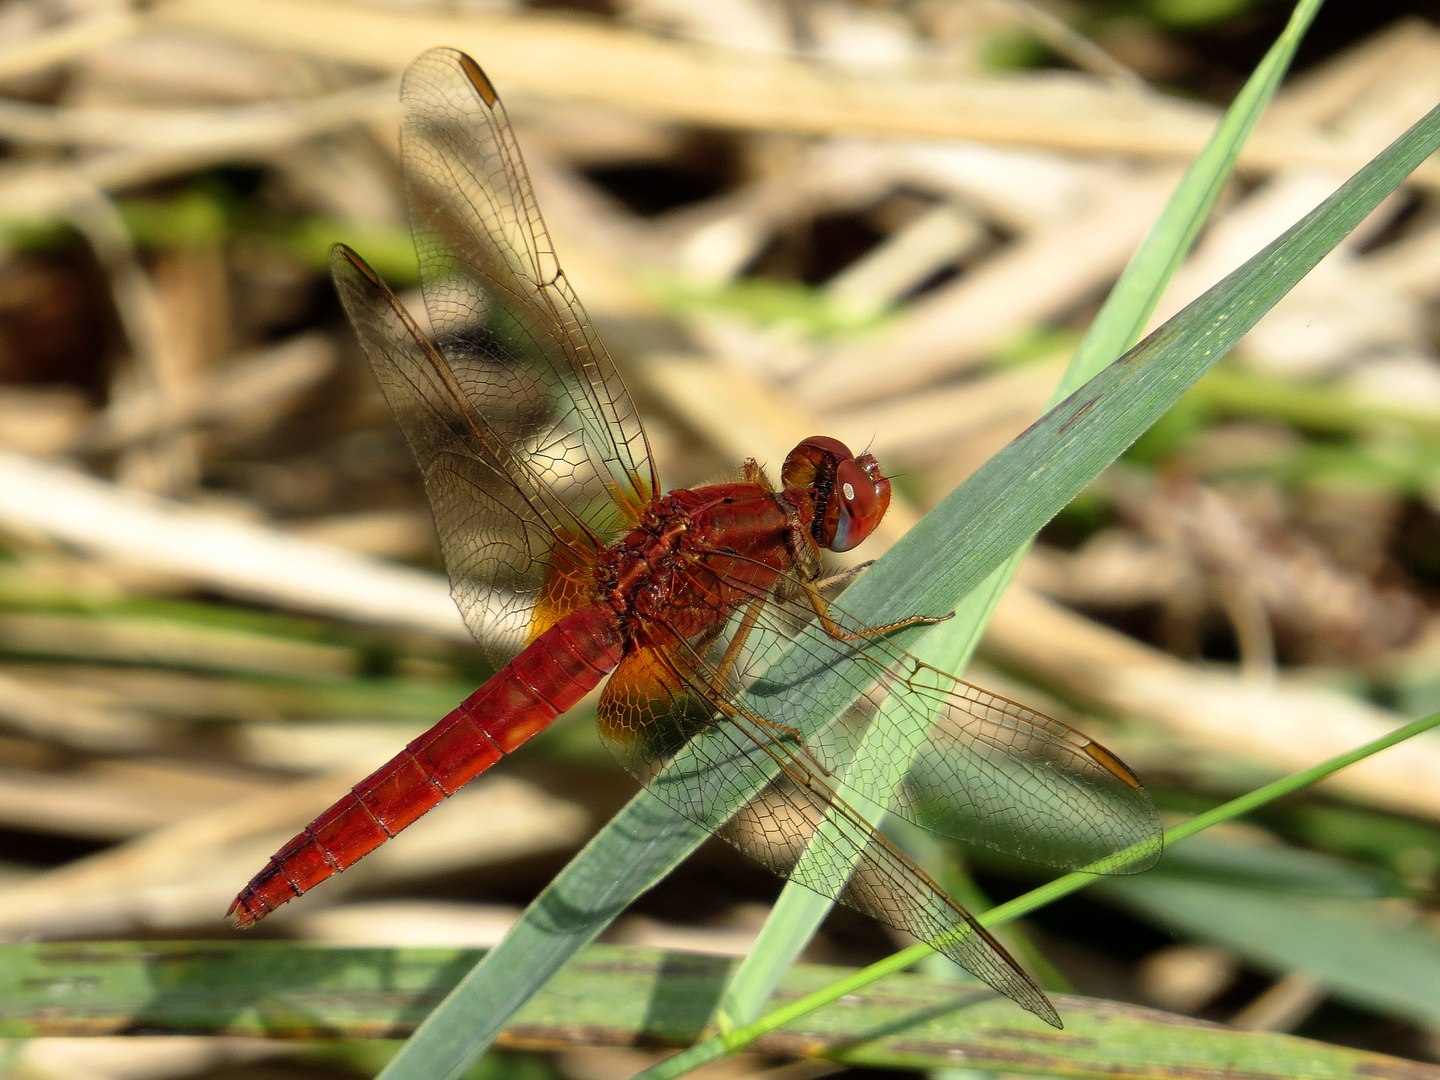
[595,561,1161,1022]
[760,601,1163,869]
[332,245,603,661]
[400,47,656,546]
[706,567,1163,871]
[599,644,1061,1027]
[340,48,658,660]
[607,558,1163,866]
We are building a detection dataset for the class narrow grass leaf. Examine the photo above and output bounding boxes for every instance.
[5,940,1436,1079]
[637,710,1440,1079]
[1102,873,1440,1026]
[1060,0,1327,396]
[717,0,1325,1029]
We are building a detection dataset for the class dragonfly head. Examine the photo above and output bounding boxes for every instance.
[781,436,891,553]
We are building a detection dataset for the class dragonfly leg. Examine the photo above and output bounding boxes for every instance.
[658,632,813,753]
[707,691,815,765]
[712,597,767,684]
[803,580,952,642]
[815,560,875,591]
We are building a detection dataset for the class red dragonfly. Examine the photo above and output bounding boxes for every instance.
[229,47,1162,1026]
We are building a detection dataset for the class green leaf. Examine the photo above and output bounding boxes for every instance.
[3,941,1435,1080]
[1110,830,1395,900]
[717,0,1327,1030]
[1102,871,1440,1026]
[640,714,1440,1078]
[1275,804,1440,885]
[383,23,1440,1080]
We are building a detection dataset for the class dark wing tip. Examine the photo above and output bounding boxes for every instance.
[1082,740,1143,790]
[407,46,499,107]
[454,51,499,106]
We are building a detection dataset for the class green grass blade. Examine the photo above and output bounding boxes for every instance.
[374,795,710,1079]
[834,93,1440,635]
[717,0,1324,1028]
[379,84,1440,1080]
[1059,0,1325,396]
[1101,871,1440,1027]
[639,710,1440,1079]
[6,941,1437,1079]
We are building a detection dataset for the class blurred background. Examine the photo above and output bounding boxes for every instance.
[1,0,1440,1076]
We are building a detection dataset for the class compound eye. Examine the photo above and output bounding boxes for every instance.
[829,458,887,552]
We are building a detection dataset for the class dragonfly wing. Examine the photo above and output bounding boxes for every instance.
[598,644,1061,1028]
[716,577,1164,873]
[336,48,658,660]
[876,674,1164,873]
[399,48,657,539]
[710,574,1164,873]
[332,245,601,660]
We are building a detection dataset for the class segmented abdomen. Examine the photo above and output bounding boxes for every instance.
[228,604,625,927]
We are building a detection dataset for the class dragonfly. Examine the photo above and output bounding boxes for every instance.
[229,46,1162,1027]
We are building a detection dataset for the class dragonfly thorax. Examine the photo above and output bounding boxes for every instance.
[599,484,800,650]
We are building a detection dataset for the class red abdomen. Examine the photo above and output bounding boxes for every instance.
[229,604,625,927]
